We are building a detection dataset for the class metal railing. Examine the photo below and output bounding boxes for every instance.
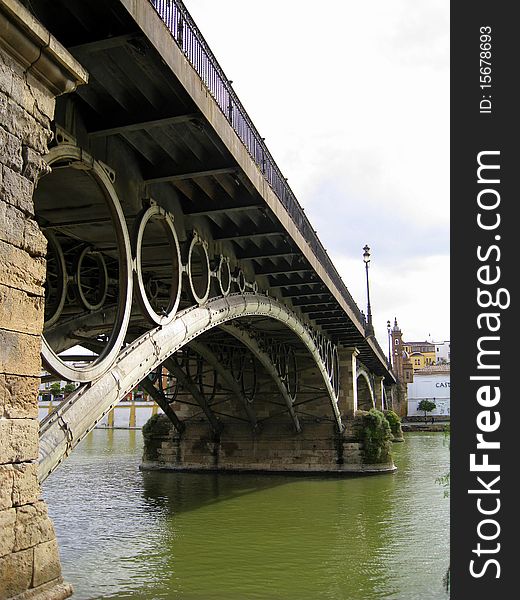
[149,1,375,340]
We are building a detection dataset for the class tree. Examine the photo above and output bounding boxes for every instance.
[49,382,62,397]
[418,399,436,422]
[63,383,76,396]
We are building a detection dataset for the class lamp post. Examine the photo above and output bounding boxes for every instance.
[363,245,374,336]
[387,320,392,366]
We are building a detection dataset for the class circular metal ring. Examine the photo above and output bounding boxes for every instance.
[146,278,160,300]
[236,269,246,293]
[241,353,257,403]
[230,347,244,381]
[332,345,340,398]
[198,366,218,402]
[43,231,67,328]
[277,343,288,381]
[133,205,182,325]
[286,346,298,401]
[217,255,231,296]
[40,144,133,383]
[320,336,328,364]
[184,348,202,380]
[187,237,210,305]
[325,340,334,378]
[76,246,108,311]
[159,365,180,402]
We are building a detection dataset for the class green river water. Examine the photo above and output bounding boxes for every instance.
[42,430,449,600]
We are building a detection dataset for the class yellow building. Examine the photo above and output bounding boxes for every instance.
[403,341,436,371]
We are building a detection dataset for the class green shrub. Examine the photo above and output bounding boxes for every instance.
[361,409,393,463]
[142,413,170,438]
[384,409,403,440]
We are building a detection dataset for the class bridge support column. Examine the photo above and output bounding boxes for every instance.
[337,347,359,417]
[374,375,385,410]
[0,3,87,598]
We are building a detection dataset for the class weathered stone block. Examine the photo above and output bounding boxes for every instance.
[0,418,39,464]
[0,125,23,172]
[33,539,62,589]
[0,283,45,336]
[1,163,36,216]
[0,465,13,510]
[0,90,52,155]
[0,328,42,377]
[0,507,16,557]
[0,48,14,97]
[0,547,34,598]
[22,144,51,183]
[0,374,40,419]
[15,501,55,552]
[0,463,40,510]
[12,463,40,508]
[9,72,51,127]
[0,238,46,295]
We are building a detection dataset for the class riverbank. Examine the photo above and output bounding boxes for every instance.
[401,421,450,432]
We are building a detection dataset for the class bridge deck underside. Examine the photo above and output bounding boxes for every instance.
[29,0,392,378]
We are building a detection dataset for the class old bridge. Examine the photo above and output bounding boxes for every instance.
[1,1,402,596]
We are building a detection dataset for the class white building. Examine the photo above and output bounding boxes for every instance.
[434,340,450,364]
[407,365,450,417]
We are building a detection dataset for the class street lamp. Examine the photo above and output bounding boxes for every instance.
[363,245,374,336]
[387,320,392,366]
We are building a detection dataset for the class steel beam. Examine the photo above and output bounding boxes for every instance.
[259,267,312,276]
[281,291,330,298]
[213,230,284,242]
[68,34,142,55]
[184,204,262,216]
[163,357,222,434]
[88,113,200,138]
[294,301,338,308]
[139,376,185,433]
[269,282,325,290]
[237,251,300,261]
[144,167,237,185]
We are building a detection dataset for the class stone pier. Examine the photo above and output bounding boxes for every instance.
[142,413,395,475]
[0,1,87,598]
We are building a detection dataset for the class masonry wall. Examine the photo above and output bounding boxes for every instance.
[0,2,86,595]
[0,43,74,600]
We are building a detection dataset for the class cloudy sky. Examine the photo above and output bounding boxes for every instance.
[185,0,450,351]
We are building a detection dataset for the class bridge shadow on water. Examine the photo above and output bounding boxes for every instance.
[139,467,374,517]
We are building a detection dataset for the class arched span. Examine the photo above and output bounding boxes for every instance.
[356,369,375,411]
[220,323,301,433]
[38,293,343,482]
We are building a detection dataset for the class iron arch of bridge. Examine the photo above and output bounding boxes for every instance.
[38,293,344,482]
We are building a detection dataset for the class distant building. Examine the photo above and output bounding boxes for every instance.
[390,319,414,384]
[407,365,450,417]
[434,340,450,364]
[403,341,436,370]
